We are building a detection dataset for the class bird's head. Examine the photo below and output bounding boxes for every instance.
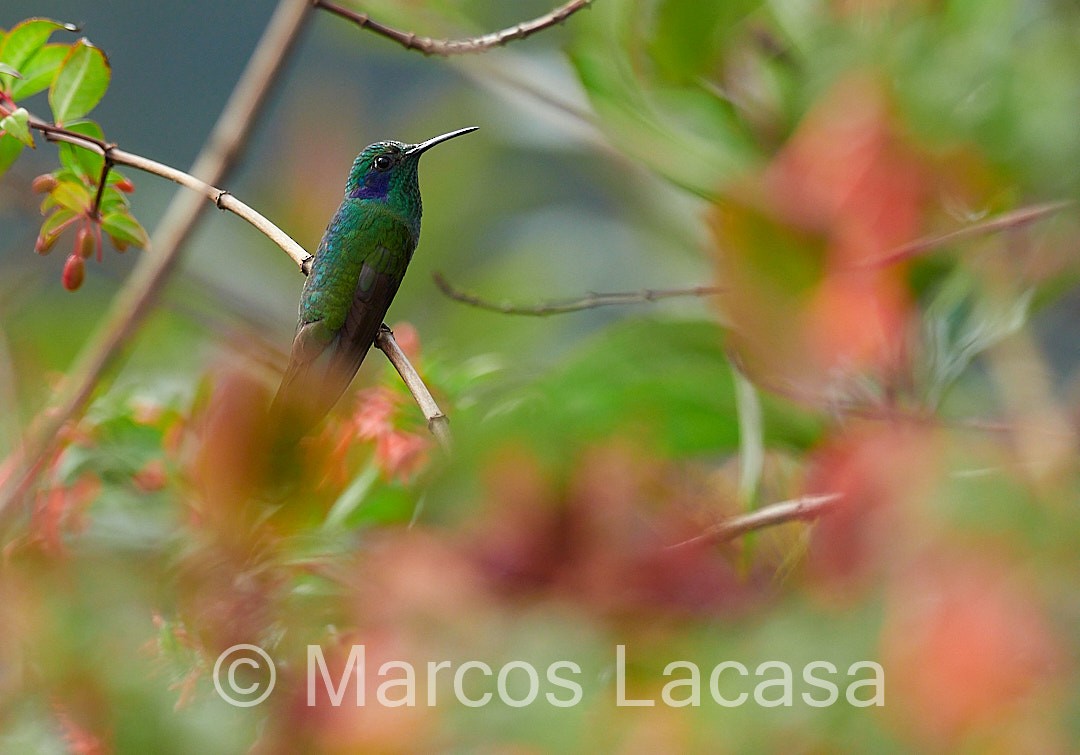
[343,127,478,214]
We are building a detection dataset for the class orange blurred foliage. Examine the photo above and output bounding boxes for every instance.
[713,73,923,392]
[882,552,1069,750]
[802,421,941,600]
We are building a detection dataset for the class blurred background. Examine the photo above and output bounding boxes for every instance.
[1,0,1078,752]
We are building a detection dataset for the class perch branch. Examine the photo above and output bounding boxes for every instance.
[0,0,312,529]
[668,493,843,550]
[433,272,723,316]
[375,326,451,452]
[31,125,312,271]
[314,0,591,56]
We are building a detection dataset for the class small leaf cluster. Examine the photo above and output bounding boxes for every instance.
[0,17,149,290]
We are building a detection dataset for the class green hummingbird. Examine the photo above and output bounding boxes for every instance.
[273,126,477,427]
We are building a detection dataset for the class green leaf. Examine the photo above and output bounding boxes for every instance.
[40,191,60,215]
[0,62,20,78]
[49,178,91,212]
[39,206,77,240]
[99,185,130,214]
[49,38,110,125]
[0,18,74,92]
[57,119,104,178]
[0,107,33,148]
[0,132,23,179]
[10,43,67,99]
[467,318,822,462]
[649,0,758,83]
[102,211,150,249]
[568,0,754,198]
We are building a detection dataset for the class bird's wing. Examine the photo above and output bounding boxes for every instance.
[329,255,403,400]
[272,249,403,427]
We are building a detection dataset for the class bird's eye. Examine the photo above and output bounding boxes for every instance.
[373,155,393,171]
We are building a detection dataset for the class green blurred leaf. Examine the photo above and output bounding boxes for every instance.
[0,132,23,179]
[649,0,758,83]
[470,318,821,461]
[569,0,756,197]
[102,210,150,249]
[99,185,130,214]
[353,484,420,527]
[39,192,58,215]
[0,106,33,148]
[49,178,91,212]
[0,62,20,78]
[106,168,130,187]
[49,38,110,125]
[10,43,67,99]
[0,18,73,92]
[57,119,104,178]
[39,206,77,240]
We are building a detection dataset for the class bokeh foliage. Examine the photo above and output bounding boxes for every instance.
[1,0,1079,752]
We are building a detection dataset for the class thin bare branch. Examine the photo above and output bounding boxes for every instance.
[864,200,1073,269]
[433,272,723,316]
[375,326,451,452]
[668,493,843,550]
[0,0,313,529]
[314,0,591,56]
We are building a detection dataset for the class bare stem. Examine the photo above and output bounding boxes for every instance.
[863,200,1073,269]
[433,272,723,316]
[89,156,111,221]
[0,0,313,529]
[314,0,591,56]
[375,326,451,452]
[668,493,843,549]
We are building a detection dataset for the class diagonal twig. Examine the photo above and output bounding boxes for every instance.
[433,272,723,316]
[314,0,592,56]
[863,200,1073,269]
[667,493,843,550]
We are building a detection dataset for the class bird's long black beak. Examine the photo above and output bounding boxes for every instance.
[405,126,478,156]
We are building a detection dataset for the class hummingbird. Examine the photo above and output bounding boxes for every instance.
[273,126,477,428]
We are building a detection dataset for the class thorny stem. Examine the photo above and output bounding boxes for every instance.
[313,0,592,56]
[432,200,1072,318]
[433,272,724,316]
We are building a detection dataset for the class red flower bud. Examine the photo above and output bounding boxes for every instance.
[75,226,95,259]
[31,174,59,194]
[114,178,135,193]
[62,254,85,291]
